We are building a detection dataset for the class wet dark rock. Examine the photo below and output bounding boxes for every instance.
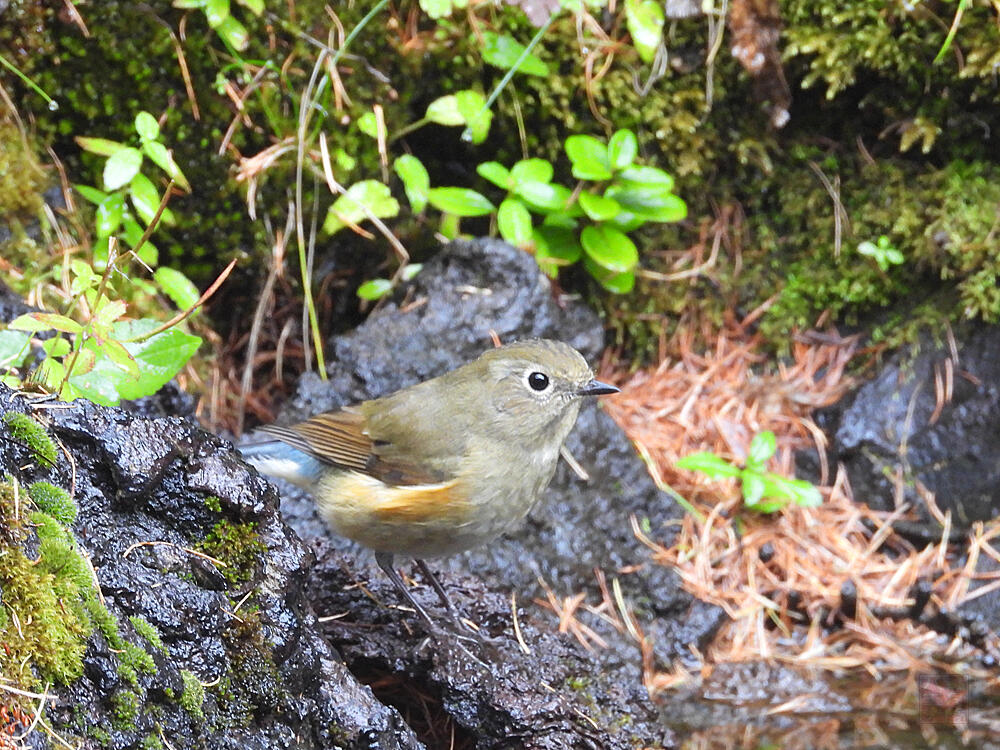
[799,323,1000,633]
[0,387,421,749]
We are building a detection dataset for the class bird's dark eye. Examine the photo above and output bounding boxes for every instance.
[528,372,550,391]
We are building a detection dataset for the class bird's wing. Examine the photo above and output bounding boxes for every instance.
[259,408,447,486]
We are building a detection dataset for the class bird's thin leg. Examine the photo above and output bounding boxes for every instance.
[375,552,491,665]
[375,551,439,629]
[415,558,462,621]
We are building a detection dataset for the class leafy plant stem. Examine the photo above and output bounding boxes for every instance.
[120,259,237,343]
[461,11,557,142]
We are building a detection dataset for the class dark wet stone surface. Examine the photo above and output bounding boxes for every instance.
[798,323,1000,633]
[1,388,421,749]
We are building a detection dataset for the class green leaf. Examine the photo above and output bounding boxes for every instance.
[75,184,109,205]
[10,313,83,335]
[358,111,379,138]
[237,0,264,14]
[497,198,533,248]
[357,278,393,301]
[205,0,231,27]
[394,155,430,214]
[582,256,636,293]
[420,0,456,19]
[0,330,31,368]
[455,89,492,144]
[142,140,191,192]
[607,129,638,171]
[323,180,401,234]
[784,478,823,508]
[134,111,160,142]
[154,267,201,310]
[619,165,675,191]
[578,192,622,222]
[112,320,202,401]
[580,224,638,273]
[479,31,548,76]
[121,215,158,266]
[625,0,665,64]
[402,263,423,281]
[129,172,175,226]
[605,184,687,223]
[103,147,143,191]
[100,339,140,379]
[93,299,128,329]
[565,134,612,181]
[747,430,776,470]
[476,161,512,190]
[95,192,126,239]
[533,224,582,277]
[427,187,494,217]
[425,95,465,126]
[75,137,126,157]
[515,181,573,213]
[217,15,249,49]
[742,472,766,507]
[42,336,71,358]
[510,158,554,186]
[676,452,743,478]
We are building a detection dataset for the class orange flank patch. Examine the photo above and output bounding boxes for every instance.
[327,472,470,525]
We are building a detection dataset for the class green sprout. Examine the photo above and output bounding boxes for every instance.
[676,431,822,514]
[857,235,904,272]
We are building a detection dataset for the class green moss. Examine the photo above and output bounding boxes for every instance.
[3,413,58,466]
[28,481,77,526]
[203,495,222,513]
[196,520,266,586]
[179,669,206,721]
[0,483,93,688]
[141,733,164,750]
[110,689,140,729]
[129,615,167,654]
[90,726,111,746]
[0,118,48,220]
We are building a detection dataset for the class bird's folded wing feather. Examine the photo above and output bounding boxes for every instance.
[260,408,447,486]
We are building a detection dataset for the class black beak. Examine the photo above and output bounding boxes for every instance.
[577,378,620,397]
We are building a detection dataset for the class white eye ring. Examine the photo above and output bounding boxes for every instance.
[526,371,550,392]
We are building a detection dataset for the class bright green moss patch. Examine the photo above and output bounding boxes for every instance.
[179,669,206,721]
[204,495,222,513]
[3,412,58,466]
[129,615,167,654]
[196,520,266,586]
[110,689,140,729]
[28,480,77,526]
[0,482,93,688]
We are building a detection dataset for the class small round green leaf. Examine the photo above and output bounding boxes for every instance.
[216,15,249,50]
[619,165,675,191]
[477,161,512,190]
[324,180,401,234]
[134,111,160,142]
[509,158,554,186]
[497,198,533,248]
[427,187,494,217]
[455,89,492,144]
[565,134,612,181]
[75,137,126,157]
[578,191,622,222]
[358,112,379,138]
[607,129,638,171]
[747,430,777,469]
[103,147,143,191]
[515,181,573,213]
[205,0,231,28]
[426,95,464,126]
[583,256,636,293]
[742,472,766,507]
[580,224,638,273]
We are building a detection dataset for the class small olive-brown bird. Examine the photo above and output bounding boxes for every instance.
[240,338,618,627]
